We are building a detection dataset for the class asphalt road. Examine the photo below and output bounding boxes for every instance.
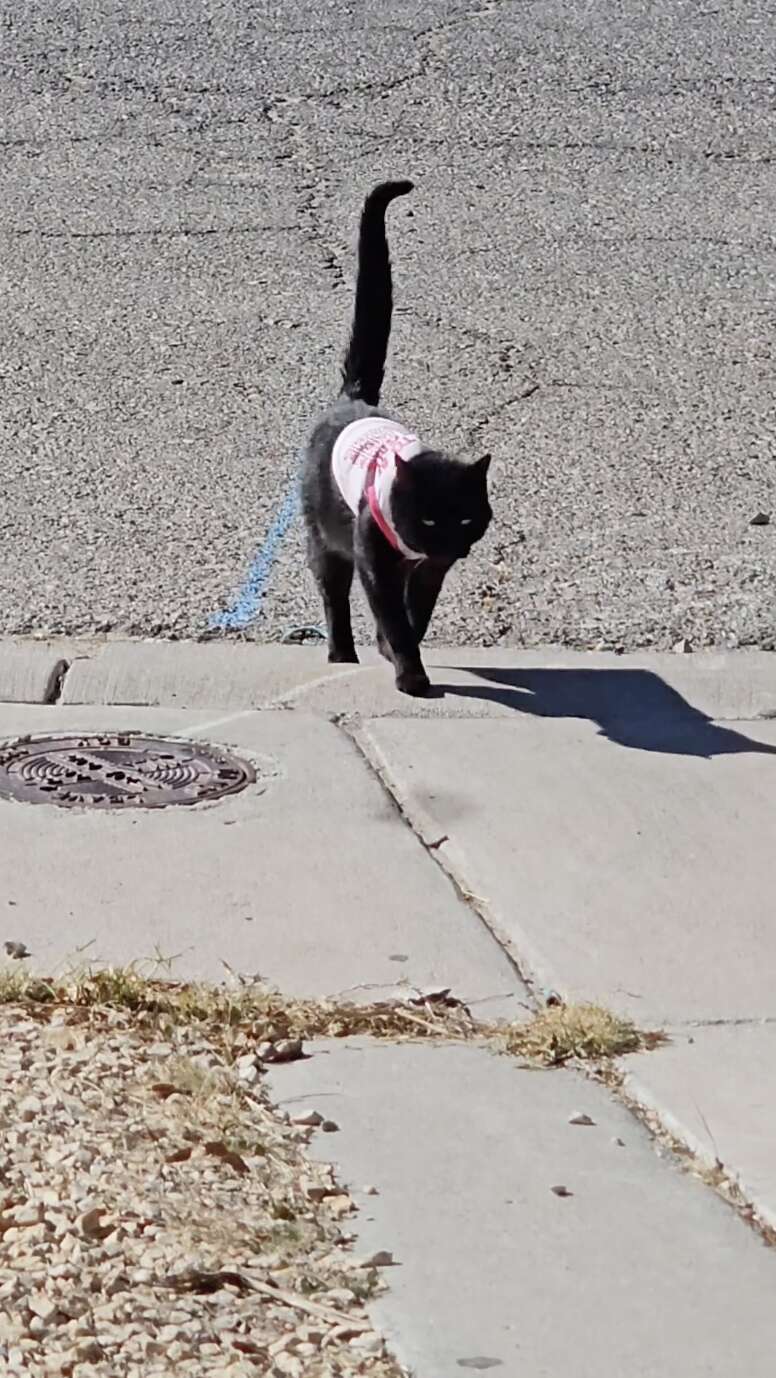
[2,0,776,650]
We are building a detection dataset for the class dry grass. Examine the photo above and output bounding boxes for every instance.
[500,1001,653,1064]
[0,961,662,1066]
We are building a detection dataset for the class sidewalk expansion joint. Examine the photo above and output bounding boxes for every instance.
[330,711,540,1007]
[44,658,71,705]
[332,711,776,1253]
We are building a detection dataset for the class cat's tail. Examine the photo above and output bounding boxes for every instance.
[340,179,414,407]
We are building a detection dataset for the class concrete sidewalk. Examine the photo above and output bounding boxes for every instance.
[2,638,776,1375]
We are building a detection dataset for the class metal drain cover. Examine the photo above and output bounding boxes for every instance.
[0,734,256,810]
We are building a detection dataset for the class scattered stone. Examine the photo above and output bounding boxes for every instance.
[9,1203,40,1225]
[256,1038,304,1064]
[320,1120,340,1133]
[362,1186,379,1196]
[355,1250,396,1268]
[79,1207,115,1240]
[612,1136,626,1147]
[750,511,771,526]
[0,1008,398,1378]
[290,1109,324,1127]
[322,1288,357,1307]
[4,940,31,960]
[350,1332,384,1354]
[28,1293,59,1323]
[272,1039,305,1063]
[18,1096,42,1122]
[301,1178,344,1203]
[550,1185,573,1198]
[672,637,693,654]
[274,1354,303,1377]
[568,1112,596,1127]
[75,1339,104,1362]
[328,1195,355,1219]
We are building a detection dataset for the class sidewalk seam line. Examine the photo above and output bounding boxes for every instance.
[334,713,540,1007]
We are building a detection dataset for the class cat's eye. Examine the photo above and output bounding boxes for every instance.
[460,518,473,526]
[421,518,436,527]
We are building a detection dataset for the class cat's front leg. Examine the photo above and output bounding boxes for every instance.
[306,526,358,663]
[355,520,430,696]
[405,559,451,644]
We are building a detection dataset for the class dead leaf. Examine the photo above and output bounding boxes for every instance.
[568,1112,595,1127]
[302,1178,348,1203]
[161,1268,253,1295]
[204,1140,249,1176]
[233,1338,267,1357]
[165,1146,193,1165]
[79,1207,116,1240]
[151,1082,189,1100]
[550,1185,573,1198]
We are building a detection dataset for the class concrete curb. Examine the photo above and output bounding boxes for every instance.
[0,641,71,704]
[1,637,775,718]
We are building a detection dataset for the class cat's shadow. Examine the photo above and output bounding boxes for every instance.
[434,665,776,760]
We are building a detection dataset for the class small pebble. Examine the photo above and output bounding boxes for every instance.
[4,941,31,960]
[272,1039,304,1063]
[349,1331,384,1354]
[356,1249,395,1268]
[0,1005,382,1375]
[290,1109,324,1127]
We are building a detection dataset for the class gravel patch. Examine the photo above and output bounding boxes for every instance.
[0,1005,405,1378]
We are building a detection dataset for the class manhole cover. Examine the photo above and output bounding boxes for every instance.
[0,734,256,810]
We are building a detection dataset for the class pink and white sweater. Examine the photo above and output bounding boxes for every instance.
[331,416,424,558]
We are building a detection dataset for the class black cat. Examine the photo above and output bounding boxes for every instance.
[301,179,492,697]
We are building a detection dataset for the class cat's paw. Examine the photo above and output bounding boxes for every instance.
[396,668,431,697]
[328,648,359,664]
[376,631,393,663]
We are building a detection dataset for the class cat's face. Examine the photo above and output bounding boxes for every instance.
[392,452,492,560]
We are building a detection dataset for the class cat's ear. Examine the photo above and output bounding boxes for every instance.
[473,452,491,476]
